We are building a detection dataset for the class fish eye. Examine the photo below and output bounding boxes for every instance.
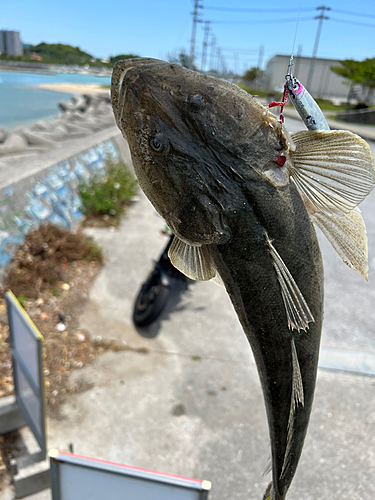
[149,133,168,153]
[187,93,206,112]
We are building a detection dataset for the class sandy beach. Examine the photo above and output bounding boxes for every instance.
[38,83,109,94]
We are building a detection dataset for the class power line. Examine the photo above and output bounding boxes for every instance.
[210,16,314,25]
[220,47,259,53]
[204,6,315,13]
[334,9,375,19]
[204,5,375,19]
[330,17,375,28]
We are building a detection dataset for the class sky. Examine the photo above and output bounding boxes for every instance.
[2,0,375,74]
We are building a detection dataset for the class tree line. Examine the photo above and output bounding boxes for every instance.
[332,58,375,104]
[0,42,138,68]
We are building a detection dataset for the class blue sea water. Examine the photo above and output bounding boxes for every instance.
[0,70,111,129]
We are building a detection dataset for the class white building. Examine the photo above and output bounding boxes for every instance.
[263,54,350,101]
[0,30,23,57]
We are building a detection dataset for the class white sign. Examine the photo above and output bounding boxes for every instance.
[49,450,211,500]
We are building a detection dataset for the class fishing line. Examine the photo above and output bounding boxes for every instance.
[268,5,302,123]
[290,5,302,63]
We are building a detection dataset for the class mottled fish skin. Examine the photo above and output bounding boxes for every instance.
[111,58,324,500]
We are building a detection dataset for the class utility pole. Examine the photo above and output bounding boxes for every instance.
[215,47,221,72]
[294,43,303,76]
[306,5,330,90]
[189,0,203,68]
[234,52,239,76]
[209,35,216,71]
[257,44,264,87]
[201,21,210,71]
[257,44,264,70]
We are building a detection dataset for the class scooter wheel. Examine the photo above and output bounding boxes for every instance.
[132,274,171,327]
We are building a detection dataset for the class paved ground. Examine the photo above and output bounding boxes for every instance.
[19,116,375,500]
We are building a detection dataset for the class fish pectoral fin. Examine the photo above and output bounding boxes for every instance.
[168,237,216,281]
[311,207,369,281]
[290,130,375,216]
[266,236,314,332]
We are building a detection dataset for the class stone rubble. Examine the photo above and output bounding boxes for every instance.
[0,92,116,158]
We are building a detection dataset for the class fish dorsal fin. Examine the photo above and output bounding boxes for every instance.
[266,235,314,332]
[311,207,369,281]
[168,237,216,281]
[290,130,375,216]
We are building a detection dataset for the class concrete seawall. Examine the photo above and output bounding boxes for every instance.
[0,126,131,281]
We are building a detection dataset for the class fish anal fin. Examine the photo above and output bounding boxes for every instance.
[266,235,314,332]
[281,339,305,479]
[262,482,273,500]
[290,130,375,216]
[168,237,216,281]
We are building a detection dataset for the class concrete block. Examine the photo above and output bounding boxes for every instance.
[12,459,50,499]
[0,396,26,434]
[11,427,50,498]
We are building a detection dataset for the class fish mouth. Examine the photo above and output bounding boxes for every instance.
[111,57,166,130]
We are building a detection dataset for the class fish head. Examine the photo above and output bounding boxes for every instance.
[112,58,295,245]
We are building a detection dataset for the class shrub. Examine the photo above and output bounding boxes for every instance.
[79,160,137,220]
[2,223,103,298]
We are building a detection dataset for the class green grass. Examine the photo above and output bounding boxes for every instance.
[79,159,137,221]
[83,239,104,261]
[17,295,28,309]
[313,98,347,113]
[235,82,271,98]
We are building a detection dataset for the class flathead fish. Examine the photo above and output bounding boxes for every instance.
[111,58,375,500]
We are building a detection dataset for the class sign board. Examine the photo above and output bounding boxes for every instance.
[49,450,211,500]
[5,290,46,458]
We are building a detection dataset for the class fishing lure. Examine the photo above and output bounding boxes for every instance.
[285,57,330,131]
[269,55,329,131]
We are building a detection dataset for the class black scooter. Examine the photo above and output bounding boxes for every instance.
[132,233,188,327]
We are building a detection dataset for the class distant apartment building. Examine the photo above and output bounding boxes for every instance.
[263,54,349,101]
[0,30,23,56]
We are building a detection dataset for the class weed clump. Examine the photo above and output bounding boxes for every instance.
[79,160,137,223]
[2,223,103,299]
